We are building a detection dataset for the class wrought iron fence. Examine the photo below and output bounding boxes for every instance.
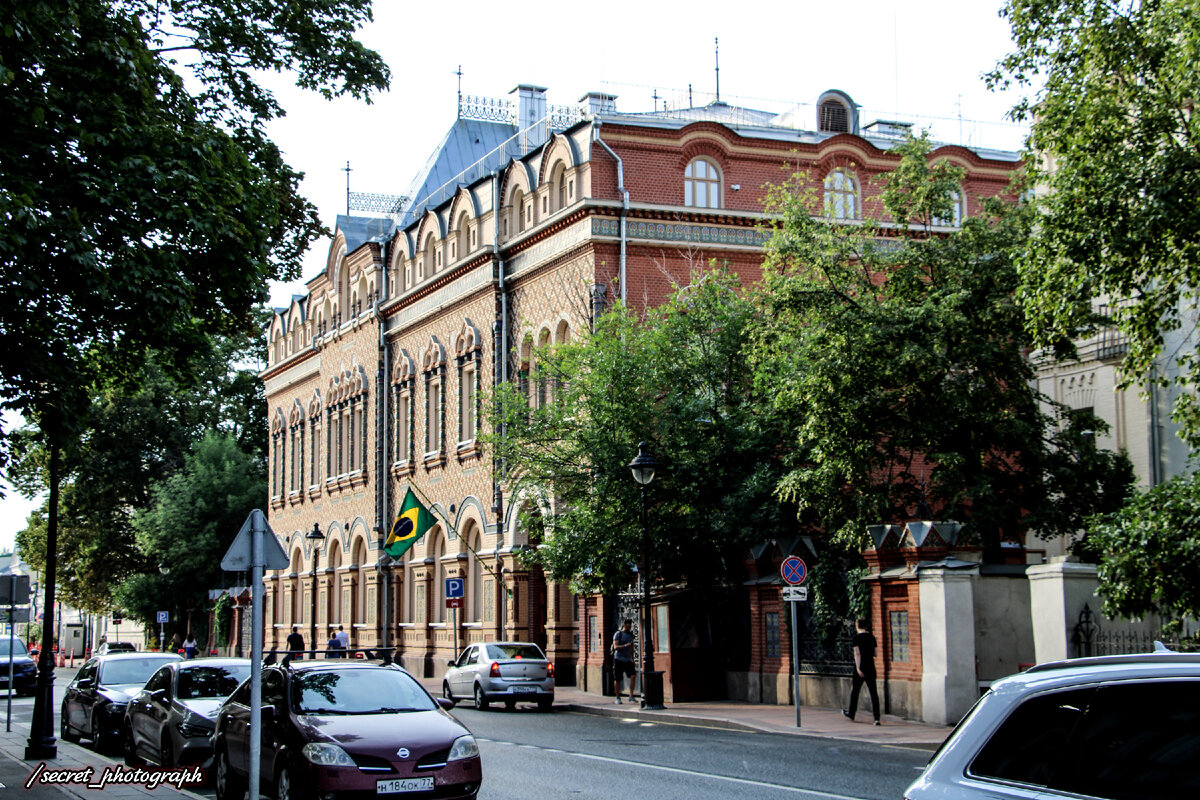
[797,625,856,677]
[1074,603,1200,656]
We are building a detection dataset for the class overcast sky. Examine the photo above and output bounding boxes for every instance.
[1,0,1031,553]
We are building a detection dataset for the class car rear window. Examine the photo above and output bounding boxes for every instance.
[485,644,544,660]
[177,664,251,699]
[100,657,180,686]
[971,680,1200,799]
[293,668,436,715]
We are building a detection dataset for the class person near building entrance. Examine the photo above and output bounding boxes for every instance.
[843,618,881,725]
[336,624,349,651]
[183,635,198,659]
[286,626,305,660]
[326,627,345,659]
[611,618,636,704]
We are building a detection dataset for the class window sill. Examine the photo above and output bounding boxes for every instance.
[456,441,481,464]
[423,451,447,471]
[391,460,415,479]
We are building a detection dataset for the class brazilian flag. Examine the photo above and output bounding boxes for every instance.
[385,488,435,558]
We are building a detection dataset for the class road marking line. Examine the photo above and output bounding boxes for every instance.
[478,739,870,800]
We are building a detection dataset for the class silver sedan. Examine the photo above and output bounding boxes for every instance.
[442,642,554,711]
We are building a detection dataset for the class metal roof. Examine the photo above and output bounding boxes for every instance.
[400,118,520,226]
[335,214,395,255]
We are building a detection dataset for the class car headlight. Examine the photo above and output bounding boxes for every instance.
[177,712,212,738]
[106,703,128,717]
[301,743,356,767]
[447,735,478,761]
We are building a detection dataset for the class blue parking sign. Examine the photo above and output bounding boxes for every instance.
[445,578,464,599]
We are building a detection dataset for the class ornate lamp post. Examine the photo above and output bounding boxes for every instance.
[628,442,663,709]
[306,523,325,654]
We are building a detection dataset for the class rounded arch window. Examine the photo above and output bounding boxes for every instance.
[824,169,860,220]
[685,158,722,209]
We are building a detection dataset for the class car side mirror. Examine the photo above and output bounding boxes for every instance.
[436,697,454,710]
[447,660,457,668]
[76,678,94,690]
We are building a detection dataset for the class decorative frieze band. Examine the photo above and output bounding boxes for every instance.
[591,218,772,248]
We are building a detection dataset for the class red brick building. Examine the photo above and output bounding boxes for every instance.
[258,84,1020,708]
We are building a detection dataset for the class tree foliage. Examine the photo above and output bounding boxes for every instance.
[114,431,265,642]
[486,272,792,594]
[0,0,388,467]
[1084,471,1200,623]
[751,134,1133,557]
[990,0,1200,445]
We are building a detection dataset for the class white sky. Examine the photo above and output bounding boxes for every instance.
[0,0,1031,552]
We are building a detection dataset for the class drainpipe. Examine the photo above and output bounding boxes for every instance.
[592,124,628,302]
[376,238,391,650]
[492,170,509,639]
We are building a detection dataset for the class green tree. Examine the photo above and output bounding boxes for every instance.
[1084,472,1200,625]
[487,272,792,595]
[990,0,1200,444]
[114,431,266,644]
[751,134,1133,558]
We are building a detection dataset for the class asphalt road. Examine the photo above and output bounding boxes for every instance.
[457,704,932,800]
[1,670,932,799]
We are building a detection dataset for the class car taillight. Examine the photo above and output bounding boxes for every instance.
[490,662,501,678]
[547,663,554,678]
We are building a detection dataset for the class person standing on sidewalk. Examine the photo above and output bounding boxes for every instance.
[843,618,881,725]
[611,619,636,704]
[183,634,198,659]
[286,626,305,660]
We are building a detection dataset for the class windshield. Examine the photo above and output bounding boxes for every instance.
[0,640,29,657]
[293,668,437,715]
[177,664,251,700]
[100,657,179,686]
[486,644,545,660]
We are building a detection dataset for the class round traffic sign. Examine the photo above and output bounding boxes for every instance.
[780,556,808,586]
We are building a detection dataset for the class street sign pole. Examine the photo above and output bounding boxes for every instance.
[7,572,15,732]
[249,509,265,800]
[791,598,801,728]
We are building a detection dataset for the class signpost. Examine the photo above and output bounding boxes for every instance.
[780,556,809,728]
[445,578,464,655]
[221,508,288,800]
[156,610,169,653]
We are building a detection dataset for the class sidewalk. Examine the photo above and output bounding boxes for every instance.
[418,678,952,747]
[0,667,206,799]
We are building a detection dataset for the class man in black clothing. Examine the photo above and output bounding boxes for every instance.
[843,618,881,725]
[286,626,305,660]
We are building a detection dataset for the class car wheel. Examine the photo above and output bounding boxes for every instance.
[159,733,174,767]
[276,762,306,800]
[123,724,143,766]
[91,715,110,753]
[60,705,80,744]
[538,697,553,712]
[473,684,489,711]
[214,744,246,800]
[442,682,456,708]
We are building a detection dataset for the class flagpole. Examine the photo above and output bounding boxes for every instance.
[403,481,513,631]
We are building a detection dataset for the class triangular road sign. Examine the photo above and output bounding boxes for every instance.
[221,509,289,571]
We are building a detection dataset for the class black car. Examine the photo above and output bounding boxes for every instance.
[212,661,482,800]
[61,652,182,752]
[124,658,251,767]
[0,638,38,697]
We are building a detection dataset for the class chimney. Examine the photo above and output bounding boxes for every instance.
[511,84,548,154]
[580,91,618,117]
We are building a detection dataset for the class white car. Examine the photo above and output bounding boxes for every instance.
[442,642,554,711]
[904,651,1200,800]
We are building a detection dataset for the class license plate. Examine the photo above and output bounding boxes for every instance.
[377,777,434,794]
[513,685,536,694]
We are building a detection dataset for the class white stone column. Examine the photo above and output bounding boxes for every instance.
[1027,556,1100,664]
[919,566,979,725]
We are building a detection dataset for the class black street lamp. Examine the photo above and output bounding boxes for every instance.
[158,561,170,652]
[628,442,663,709]
[307,523,325,654]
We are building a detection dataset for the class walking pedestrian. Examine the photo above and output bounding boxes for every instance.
[286,626,305,660]
[843,618,881,725]
[183,634,198,659]
[611,619,636,704]
[336,624,350,651]
[326,627,345,659]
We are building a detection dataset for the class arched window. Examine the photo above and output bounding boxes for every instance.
[931,188,963,228]
[465,525,482,623]
[684,158,722,209]
[433,532,446,623]
[819,98,851,133]
[824,169,860,220]
[455,212,470,262]
[423,234,437,279]
[549,162,568,213]
[512,189,527,233]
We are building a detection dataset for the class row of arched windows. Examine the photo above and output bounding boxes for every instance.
[822,168,965,224]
